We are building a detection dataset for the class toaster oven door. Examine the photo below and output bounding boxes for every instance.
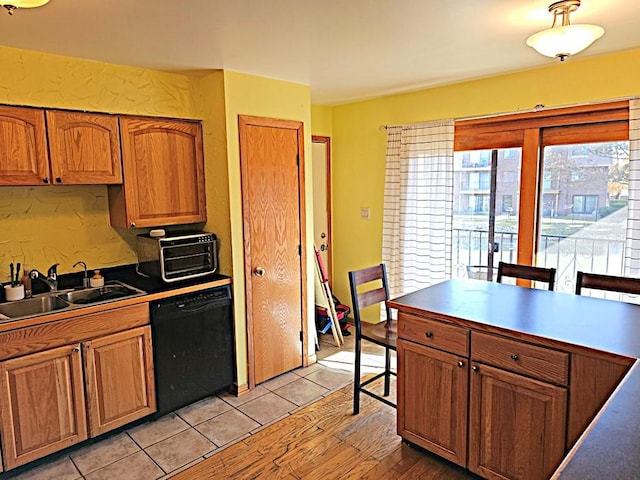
[160,241,216,281]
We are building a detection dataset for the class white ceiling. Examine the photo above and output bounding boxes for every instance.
[1,0,639,105]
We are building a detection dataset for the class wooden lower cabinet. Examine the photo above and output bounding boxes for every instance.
[397,339,468,466]
[0,344,87,470]
[468,363,567,480]
[0,322,156,471]
[84,326,156,436]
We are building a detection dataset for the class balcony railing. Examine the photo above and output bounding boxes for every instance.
[453,228,626,293]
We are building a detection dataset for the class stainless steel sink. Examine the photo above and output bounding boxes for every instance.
[0,280,146,321]
[56,281,144,305]
[0,295,70,319]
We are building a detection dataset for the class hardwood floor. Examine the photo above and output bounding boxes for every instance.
[172,382,480,480]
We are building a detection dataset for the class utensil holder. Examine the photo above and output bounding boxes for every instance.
[4,284,25,302]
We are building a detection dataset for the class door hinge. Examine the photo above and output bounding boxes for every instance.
[296,154,300,166]
[300,331,303,342]
[298,244,301,256]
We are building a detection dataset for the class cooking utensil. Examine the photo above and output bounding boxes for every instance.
[9,263,14,288]
[15,262,21,285]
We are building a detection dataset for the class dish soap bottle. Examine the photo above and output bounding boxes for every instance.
[21,267,32,298]
[90,270,104,288]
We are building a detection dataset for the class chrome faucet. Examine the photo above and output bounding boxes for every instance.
[73,261,89,288]
[30,263,60,292]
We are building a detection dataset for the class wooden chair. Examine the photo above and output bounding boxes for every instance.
[348,264,396,414]
[575,271,640,296]
[496,261,556,291]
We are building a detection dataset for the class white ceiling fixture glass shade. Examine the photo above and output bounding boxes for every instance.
[526,0,604,61]
[2,0,50,15]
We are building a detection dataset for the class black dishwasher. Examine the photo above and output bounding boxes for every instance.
[151,285,235,416]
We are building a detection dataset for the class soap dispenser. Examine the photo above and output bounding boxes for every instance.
[90,270,104,288]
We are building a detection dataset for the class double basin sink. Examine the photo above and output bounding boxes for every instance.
[0,281,146,322]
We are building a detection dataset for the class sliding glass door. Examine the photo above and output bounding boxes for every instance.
[452,101,630,292]
[453,148,521,281]
[537,141,629,293]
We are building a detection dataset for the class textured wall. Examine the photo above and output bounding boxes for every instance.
[0,46,199,282]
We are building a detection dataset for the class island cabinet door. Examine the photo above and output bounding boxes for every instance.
[0,344,87,470]
[83,326,156,437]
[397,339,468,467]
[468,363,567,480]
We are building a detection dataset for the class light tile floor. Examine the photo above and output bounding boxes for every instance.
[6,332,396,480]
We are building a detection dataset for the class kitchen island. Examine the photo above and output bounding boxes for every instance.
[387,278,640,480]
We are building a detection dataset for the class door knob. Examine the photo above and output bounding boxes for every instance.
[254,267,266,277]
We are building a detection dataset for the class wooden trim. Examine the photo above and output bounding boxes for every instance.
[517,128,541,267]
[312,135,333,285]
[239,115,308,389]
[455,101,629,142]
[541,121,629,146]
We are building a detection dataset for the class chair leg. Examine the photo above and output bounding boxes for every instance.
[383,346,391,397]
[353,335,362,415]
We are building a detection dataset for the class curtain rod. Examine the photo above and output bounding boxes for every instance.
[378,95,636,131]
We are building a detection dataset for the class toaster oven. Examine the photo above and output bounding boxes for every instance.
[136,232,217,283]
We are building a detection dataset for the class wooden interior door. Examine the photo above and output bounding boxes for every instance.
[239,115,307,386]
[312,136,332,283]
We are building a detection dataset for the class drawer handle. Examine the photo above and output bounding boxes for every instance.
[510,353,519,361]
[425,331,433,338]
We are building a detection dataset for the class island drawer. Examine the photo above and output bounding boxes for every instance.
[471,331,569,385]
[398,312,469,357]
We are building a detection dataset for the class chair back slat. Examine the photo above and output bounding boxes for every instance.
[358,288,387,309]
[497,261,556,290]
[576,271,640,296]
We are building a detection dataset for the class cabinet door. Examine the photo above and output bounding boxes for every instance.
[112,116,206,228]
[83,326,156,436]
[397,339,468,466]
[0,344,87,470]
[46,110,123,185]
[469,363,567,480]
[0,105,49,185]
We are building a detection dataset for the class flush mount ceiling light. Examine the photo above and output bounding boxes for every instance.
[1,0,49,15]
[526,0,604,61]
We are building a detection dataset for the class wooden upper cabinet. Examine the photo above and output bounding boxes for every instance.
[46,110,123,185]
[0,105,49,185]
[109,116,207,228]
[0,343,88,469]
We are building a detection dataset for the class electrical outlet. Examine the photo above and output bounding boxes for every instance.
[360,207,371,220]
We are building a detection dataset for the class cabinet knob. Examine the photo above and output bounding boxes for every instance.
[457,361,464,368]
[43,177,49,184]
[254,266,266,277]
[510,354,519,361]
[55,177,62,183]
[72,346,80,352]
[472,365,478,372]
[425,331,433,338]
[130,222,136,228]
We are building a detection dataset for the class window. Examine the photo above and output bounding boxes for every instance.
[572,195,599,214]
[503,195,513,213]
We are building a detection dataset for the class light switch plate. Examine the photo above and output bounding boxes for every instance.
[360,207,371,220]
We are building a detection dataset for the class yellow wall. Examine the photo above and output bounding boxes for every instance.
[330,48,640,306]
[0,46,201,279]
[311,104,333,137]
[222,71,314,388]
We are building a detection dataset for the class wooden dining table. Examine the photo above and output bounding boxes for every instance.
[387,278,640,480]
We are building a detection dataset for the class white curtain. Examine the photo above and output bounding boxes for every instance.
[382,120,455,299]
[624,98,640,276]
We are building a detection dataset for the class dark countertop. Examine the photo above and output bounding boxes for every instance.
[387,278,640,480]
